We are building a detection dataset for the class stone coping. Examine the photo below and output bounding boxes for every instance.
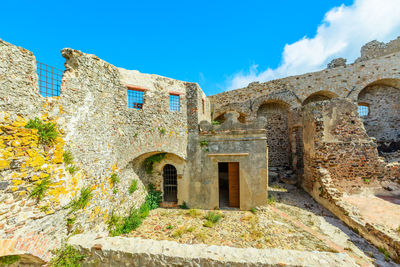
[68,234,358,267]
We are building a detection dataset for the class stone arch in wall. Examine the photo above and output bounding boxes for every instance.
[302,91,338,106]
[357,79,400,158]
[256,100,291,169]
[130,151,185,202]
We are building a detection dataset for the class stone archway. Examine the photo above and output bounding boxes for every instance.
[256,101,291,170]
[357,79,400,160]
[302,91,338,106]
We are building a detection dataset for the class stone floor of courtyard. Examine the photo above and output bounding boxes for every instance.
[126,184,398,267]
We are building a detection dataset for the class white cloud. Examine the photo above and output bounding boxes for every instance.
[226,0,400,91]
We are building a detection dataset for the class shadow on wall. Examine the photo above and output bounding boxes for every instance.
[128,151,185,199]
[302,91,338,106]
[357,79,400,156]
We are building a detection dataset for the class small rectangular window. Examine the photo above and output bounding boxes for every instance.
[202,99,205,114]
[169,94,180,111]
[128,89,144,109]
[358,105,369,117]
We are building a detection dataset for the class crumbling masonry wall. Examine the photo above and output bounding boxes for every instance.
[0,39,209,262]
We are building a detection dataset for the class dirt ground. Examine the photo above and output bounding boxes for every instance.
[128,183,398,267]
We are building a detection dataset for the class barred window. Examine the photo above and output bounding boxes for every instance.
[37,62,62,97]
[128,89,144,109]
[358,104,369,117]
[169,94,180,111]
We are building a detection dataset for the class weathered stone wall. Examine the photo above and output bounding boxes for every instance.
[0,39,208,261]
[355,36,400,63]
[301,99,400,261]
[257,102,290,168]
[358,84,400,143]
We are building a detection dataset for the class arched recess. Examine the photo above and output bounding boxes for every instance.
[357,79,400,156]
[214,111,246,124]
[302,91,338,106]
[256,100,291,169]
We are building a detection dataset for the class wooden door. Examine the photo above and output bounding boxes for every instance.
[228,162,240,208]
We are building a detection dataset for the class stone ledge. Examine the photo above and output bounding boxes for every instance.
[68,234,358,267]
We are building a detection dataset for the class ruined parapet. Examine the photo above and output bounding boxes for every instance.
[355,36,400,63]
[200,111,266,133]
[327,57,347,69]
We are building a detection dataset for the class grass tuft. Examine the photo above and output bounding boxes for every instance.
[67,187,93,212]
[204,211,222,224]
[30,177,51,203]
[26,117,58,145]
[50,245,85,267]
[0,255,20,266]
[66,165,79,175]
[129,180,138,194]
[63,150,73,165]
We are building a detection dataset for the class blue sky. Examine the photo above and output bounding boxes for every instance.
[1,0,399,95]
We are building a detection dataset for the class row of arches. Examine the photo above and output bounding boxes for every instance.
[213,78,400,169]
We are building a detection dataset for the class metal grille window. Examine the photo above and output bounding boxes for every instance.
[358,105,369,117]
[128,89,144,109]
[37,62,63,97]
[163,164,177,202]
[169,94,180,111]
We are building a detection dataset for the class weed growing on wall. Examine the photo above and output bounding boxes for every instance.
[50,245,85,267]
[111,173,120,184]
[211,120,221,125]
[200,140,209,152]
[144,153,166,174]
[63,150,73,165]
[179,201,189,209]
[0,255,20,266]
[66,165,79,175]
[25,117,58,145]
[108,184,162,236]
[30,177,51,202]
[159,127,167,135]
[67,187,93,212]
[129,180,138,194]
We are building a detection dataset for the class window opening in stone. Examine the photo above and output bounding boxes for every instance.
[128,89,144,109]
[169,94,180,111]
[163,164,177,202]
[37,61,62,97]
[358,104,369,117]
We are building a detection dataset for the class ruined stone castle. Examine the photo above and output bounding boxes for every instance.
[0,36,400,265]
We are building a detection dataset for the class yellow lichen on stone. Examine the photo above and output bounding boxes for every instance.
[12,180,23,186]
[0,159,10,170]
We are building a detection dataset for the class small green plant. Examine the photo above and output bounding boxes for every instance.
[204,211,222,224]
[211,120,221,125]
[67,217,76,226]
[203,220,214,228]
[111,173,120,184]
[40,205,49,212]
[145,184,162,210]
[397,226,400,233]
[379,247,390,262]
[267,195,276,205]
[179,201,189,209]
[187,209,201,218]
[0,255,20,266]
[167,224,173,230]
[364,178,370,183]
[113,188,118,194]
[129,180,138,194]
[144,153,166,174]
[172,228,184,238]
[186,226,195,232]
[200,140,209,152]
[159,127,167,134]
[26,117,58,145]
[63,150,73,165]
[66,165,79,175]
[30,177,51,202]
[50,245,85,267]
[250,207,257,214]
[67,187,93,212]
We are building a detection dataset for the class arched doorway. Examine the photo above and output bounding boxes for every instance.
[357,79,400,158]
[257,101,290,169]
[163,164,177,202]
